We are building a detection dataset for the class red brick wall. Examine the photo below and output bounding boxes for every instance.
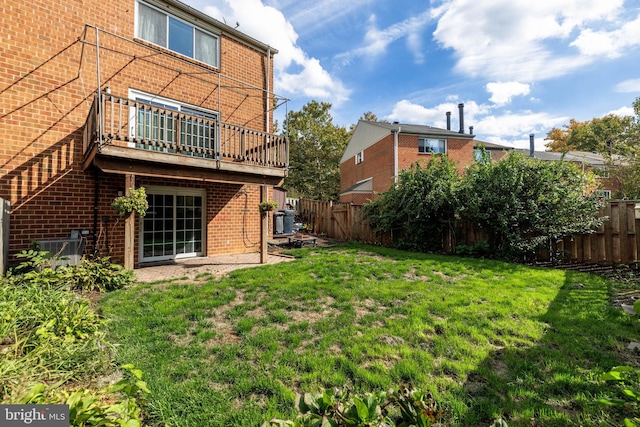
[0,0,274,262]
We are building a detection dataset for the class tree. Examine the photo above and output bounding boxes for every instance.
[283,101,349,201]
[545,97,640,198]
[458,151,605,260]
[363,155,460,252]
[348,111,387,133]
[545,113,637,156]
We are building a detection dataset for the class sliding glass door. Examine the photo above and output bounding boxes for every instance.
[141,187,205,262]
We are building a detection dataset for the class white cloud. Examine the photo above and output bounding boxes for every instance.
[486,82,531,106]
[606,106,635,117]
[385,99,567,150]
[386,99,490,130]
[270,0,376,37]
[615,78,640,93]
[334,10,432,67]
[571,14,640,58]
[201,0,350,105]
[432,0,638,82]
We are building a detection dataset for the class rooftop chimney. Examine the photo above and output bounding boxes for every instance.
[469,126,474,135]
[529,134,535,157]
[458,103,464,134]
[446,112,451,131]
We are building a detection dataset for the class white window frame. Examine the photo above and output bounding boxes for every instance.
[418,138,446,154]
[135,0,220,68]
[355,151,364,164]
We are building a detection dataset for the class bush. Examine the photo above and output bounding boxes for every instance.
[455,240,491,258]
[364,156,460,253]
[0,280,109,401]
[1,255,149,426]
[16,364,150,427]
[9,250,135,292]
[263,385,444,427]
[458,151,605,260]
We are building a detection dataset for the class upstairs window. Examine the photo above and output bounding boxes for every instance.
[418,138,446,154]
[137,1,220,68]
[355,151,364,164]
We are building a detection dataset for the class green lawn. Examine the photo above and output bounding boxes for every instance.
[99,243,638,426]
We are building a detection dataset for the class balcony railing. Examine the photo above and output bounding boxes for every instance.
[83,93,288,170]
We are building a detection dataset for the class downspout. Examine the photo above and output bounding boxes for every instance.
[93,169,99,255]
[393,126,400,183]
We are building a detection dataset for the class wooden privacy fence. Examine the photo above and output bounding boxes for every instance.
[297,198,640,265]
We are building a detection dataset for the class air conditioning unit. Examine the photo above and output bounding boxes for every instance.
[36,238,85,267]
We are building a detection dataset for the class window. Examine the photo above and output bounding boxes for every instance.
[595,167,610,179]
[129,89,218,157]
[474,148,491,162]
[355,151,364,164]
[418,138,446,154]
[136,1,220,68]
[595,189,611,199]
[141,187,205,261]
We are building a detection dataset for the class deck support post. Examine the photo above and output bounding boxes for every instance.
[124,174,135,270]
[260,185,268,264]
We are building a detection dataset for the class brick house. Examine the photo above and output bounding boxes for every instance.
[0,0,288,269]
[340,110,475,204]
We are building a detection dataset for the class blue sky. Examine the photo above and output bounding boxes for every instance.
[185,0,640,150]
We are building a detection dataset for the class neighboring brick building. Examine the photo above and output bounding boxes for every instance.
[0,0,288,269]
[340,112,475,204]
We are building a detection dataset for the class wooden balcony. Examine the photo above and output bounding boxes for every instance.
[82,93,288,186]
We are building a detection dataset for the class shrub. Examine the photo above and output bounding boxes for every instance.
[455,240,491,258]
[8,250,135,292]
[364,156,460,253]
[0,280,108,401]
[16,364,150,427]
[458,151,605,261]
[263,385,444,427]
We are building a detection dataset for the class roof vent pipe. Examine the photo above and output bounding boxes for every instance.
[446,112,451,130]
[458,103,464,134]
[469,126,474,135]
[529,134,535,157]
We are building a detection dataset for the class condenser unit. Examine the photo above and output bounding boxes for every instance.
[36,238,85,267]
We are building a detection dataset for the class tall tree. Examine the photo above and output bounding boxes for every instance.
[458,151,604,260]
[545,98,640,198]
[545,98,639,157]
[283,100,349,201]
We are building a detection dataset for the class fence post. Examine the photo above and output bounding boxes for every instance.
[0,198,9,274]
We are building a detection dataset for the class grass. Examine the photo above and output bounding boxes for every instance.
[99,243,639,426]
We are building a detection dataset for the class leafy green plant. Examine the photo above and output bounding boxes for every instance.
[63,256,135,292]
[458,151,605,260]
[364,155,460,252]
[264,386,442,427]
[112,187,149,217]
[8,250,134,293]
[17,364,150,427]
[599,366,640,426]
[259,200,280,214]
[455,240,491,258]
[12,248,57,273]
